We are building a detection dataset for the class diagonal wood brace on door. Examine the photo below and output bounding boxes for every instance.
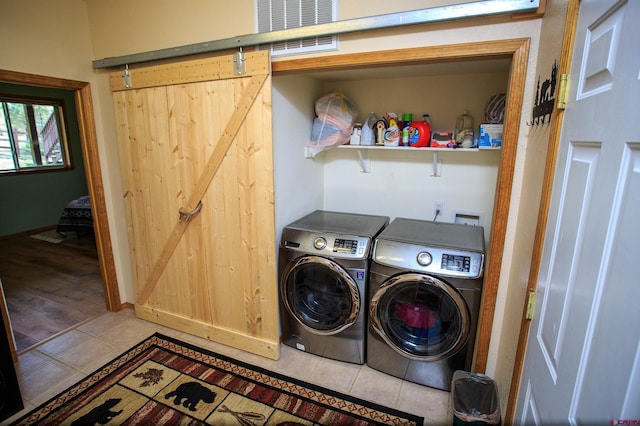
[136,73,269,305]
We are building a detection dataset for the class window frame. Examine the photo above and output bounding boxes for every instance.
[0,93,73,175]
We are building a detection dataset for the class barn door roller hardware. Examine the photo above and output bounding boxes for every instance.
[121,64,132,88]
[92,0,539,69]
[234,48,246,76]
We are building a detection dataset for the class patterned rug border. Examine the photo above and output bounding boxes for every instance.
[13,333,424,425]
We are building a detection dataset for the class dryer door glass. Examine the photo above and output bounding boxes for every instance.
[371,272,470,361]
[281,255,360,334]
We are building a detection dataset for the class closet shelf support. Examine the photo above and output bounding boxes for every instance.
[356,149,371,173]
[431,151,441,177]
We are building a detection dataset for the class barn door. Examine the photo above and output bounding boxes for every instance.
[110,51,279,360]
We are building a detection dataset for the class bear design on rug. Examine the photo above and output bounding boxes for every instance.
[164,381,216,411]
[71,398,123,425]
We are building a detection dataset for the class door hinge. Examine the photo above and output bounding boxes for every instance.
[556,73,569,110]
[525,289,537,320]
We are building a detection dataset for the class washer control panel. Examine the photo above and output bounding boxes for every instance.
[373,239,484,279]
[282,230,371,259]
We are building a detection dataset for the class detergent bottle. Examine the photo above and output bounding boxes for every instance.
[408,114,431,147]
[360,112,377,146]
[383,118,400,146]
[401,113,412,146]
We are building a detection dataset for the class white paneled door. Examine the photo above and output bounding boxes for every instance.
[515,0,640,424]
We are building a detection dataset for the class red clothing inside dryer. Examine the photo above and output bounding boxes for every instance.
[395,302,438,329]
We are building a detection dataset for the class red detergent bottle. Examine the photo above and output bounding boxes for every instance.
[408,114,431,147]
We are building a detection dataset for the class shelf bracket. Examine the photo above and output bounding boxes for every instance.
[431,151,441,177]
[356,148,371,173]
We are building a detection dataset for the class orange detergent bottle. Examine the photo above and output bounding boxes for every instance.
[408,115,431,147]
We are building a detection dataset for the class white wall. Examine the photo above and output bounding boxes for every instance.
[0,0,93,81]
[272,75,325,241]
[321,149,499,239]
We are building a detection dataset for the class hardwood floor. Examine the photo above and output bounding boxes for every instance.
[0,230,106,353]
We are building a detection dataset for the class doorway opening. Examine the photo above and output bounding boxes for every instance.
[0,69,120,353]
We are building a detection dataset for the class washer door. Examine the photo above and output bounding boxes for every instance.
[370,272,470,361]
[281,255,360,335]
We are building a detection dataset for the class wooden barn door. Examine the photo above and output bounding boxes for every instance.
[110,51,279,360]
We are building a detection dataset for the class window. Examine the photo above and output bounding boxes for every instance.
[255,0,337,57]
[0,96,70,173]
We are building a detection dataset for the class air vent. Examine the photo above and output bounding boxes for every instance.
[255,0,337,56]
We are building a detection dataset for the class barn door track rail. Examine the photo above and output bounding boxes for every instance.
[92,0,539,69]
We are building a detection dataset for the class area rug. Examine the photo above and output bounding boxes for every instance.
[12,333,423,425]
[29,230,66,244]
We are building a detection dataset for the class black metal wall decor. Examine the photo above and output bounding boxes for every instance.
[528,60,558,126]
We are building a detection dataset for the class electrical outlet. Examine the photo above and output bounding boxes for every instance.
[433,201,443,216]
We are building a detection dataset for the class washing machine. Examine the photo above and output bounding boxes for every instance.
[279,210,389,364]
[367,218,485,391]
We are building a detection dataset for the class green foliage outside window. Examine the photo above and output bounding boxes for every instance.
[0,97,69,173]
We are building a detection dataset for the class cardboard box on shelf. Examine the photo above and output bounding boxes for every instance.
[479,124,503,149]
[431,131,455,148]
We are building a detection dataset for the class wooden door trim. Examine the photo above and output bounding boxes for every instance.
[272,38,526,74]
[0,69,121,312]
[475,38,529,372]
[505,1,579,422]
[0,280,17,362]
[272,37,531,374]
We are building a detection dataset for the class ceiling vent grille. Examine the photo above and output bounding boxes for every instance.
[255,0,337,56]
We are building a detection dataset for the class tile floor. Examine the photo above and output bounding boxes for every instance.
[3,308,452,425]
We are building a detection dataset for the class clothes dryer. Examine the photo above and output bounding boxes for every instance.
[367,218,484,390]
[279,210,389,364]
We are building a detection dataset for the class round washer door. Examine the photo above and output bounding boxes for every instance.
[370,272,470,361]
[281,255,360,335]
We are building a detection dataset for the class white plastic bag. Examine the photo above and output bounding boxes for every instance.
[307,91,357,157]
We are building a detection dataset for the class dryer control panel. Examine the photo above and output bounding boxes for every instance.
[373,239,484,279]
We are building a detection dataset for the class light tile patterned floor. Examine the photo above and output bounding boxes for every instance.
[3,309,452,425]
